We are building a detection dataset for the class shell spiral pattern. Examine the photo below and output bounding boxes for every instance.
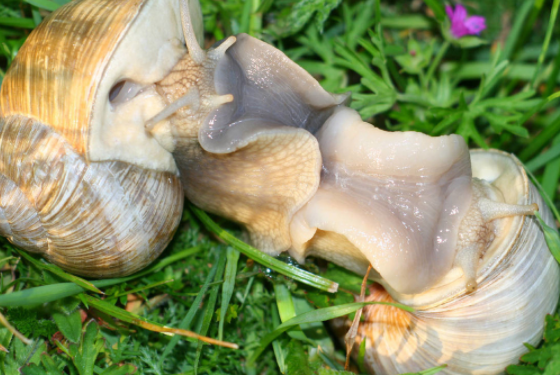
[0,0,185,278]
[0,114,183,277]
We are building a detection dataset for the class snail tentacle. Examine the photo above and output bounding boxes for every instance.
[479,199,539,221]
[180,0,205,65]
[207,36,237,61]
[146,88,201,132]
[454,178,540,291]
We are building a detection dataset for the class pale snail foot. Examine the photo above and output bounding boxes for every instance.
[455,178,538,292]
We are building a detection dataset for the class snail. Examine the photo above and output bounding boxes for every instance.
[321,116,560,374]
[156,4,560,374]
[0,0,196,277]
[1,0,558,373]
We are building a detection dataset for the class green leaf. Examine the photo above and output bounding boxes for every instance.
[21,364,47,375]
[219,247,240,341]
[274,283,308,342]
[394,39,433,74]
[3,339,47,374]
[271,306,288,374]
[285,340,312,375]
[357,337,367,373]
[24,0,61,11]
[6,308,57,339]
[0,17,36,29]
[519,114,560,161]
[543,315,560,342]
[544,358,560,375]
[423,0,446,22]
[70,321,103,375]
[531,0,560,88]
[534,212,560,265]
[279,0,343,35]
[506,364,542,375]
[380,15,433,29]
[52,309,82,344]
[99,364,137,375]
[542,135,560,201]
[502,0,533,61]
[21,353,65,375]
[455,36,488,49]
[526,143,560,172]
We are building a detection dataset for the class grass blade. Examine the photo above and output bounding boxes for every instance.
[274,283,307,342]
[159,251,221,366]
[247,301,413,365]
[0,17,36,29]
[531,0,560,88]
[501,0,533,61]
[105,279,174,301]
[524,166,560,223]
[194,251,227,374]
[189,205,338,293]
[423,0,445,22]
[15,248,103,294]
[271,305,287,374]
[525,143,560,172]
[534,212,560,265]
[218,247,240,341]
[542,135,560,200]
[0,247,201,307]
[84,294,238,349]
[23,0,61,11]
[519,113,560,161]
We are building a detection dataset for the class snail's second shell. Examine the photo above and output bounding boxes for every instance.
[334,150,560,375]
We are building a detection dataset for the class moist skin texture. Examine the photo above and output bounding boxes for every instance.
[156,33,343,254]
[290,107,473,294]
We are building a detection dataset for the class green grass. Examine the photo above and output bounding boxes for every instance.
[1,0,560,374]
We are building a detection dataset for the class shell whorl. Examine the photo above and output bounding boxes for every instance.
[0,115,183,277]
[0,0,186,277]
[336,150,560,375]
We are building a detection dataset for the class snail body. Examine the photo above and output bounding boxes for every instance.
[331,150,559,374]
[157,13,559,373]
[1,0,559,373]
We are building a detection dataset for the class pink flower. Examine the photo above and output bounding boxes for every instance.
[445,4,486,38]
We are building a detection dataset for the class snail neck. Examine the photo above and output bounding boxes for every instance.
[455,178,538,292]
[152,37,236,142]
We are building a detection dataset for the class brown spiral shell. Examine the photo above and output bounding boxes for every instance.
[0,0,184,277]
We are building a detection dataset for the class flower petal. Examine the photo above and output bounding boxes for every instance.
[445,5,455,20]
[452,4,468,23]
[464,15,487,35]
